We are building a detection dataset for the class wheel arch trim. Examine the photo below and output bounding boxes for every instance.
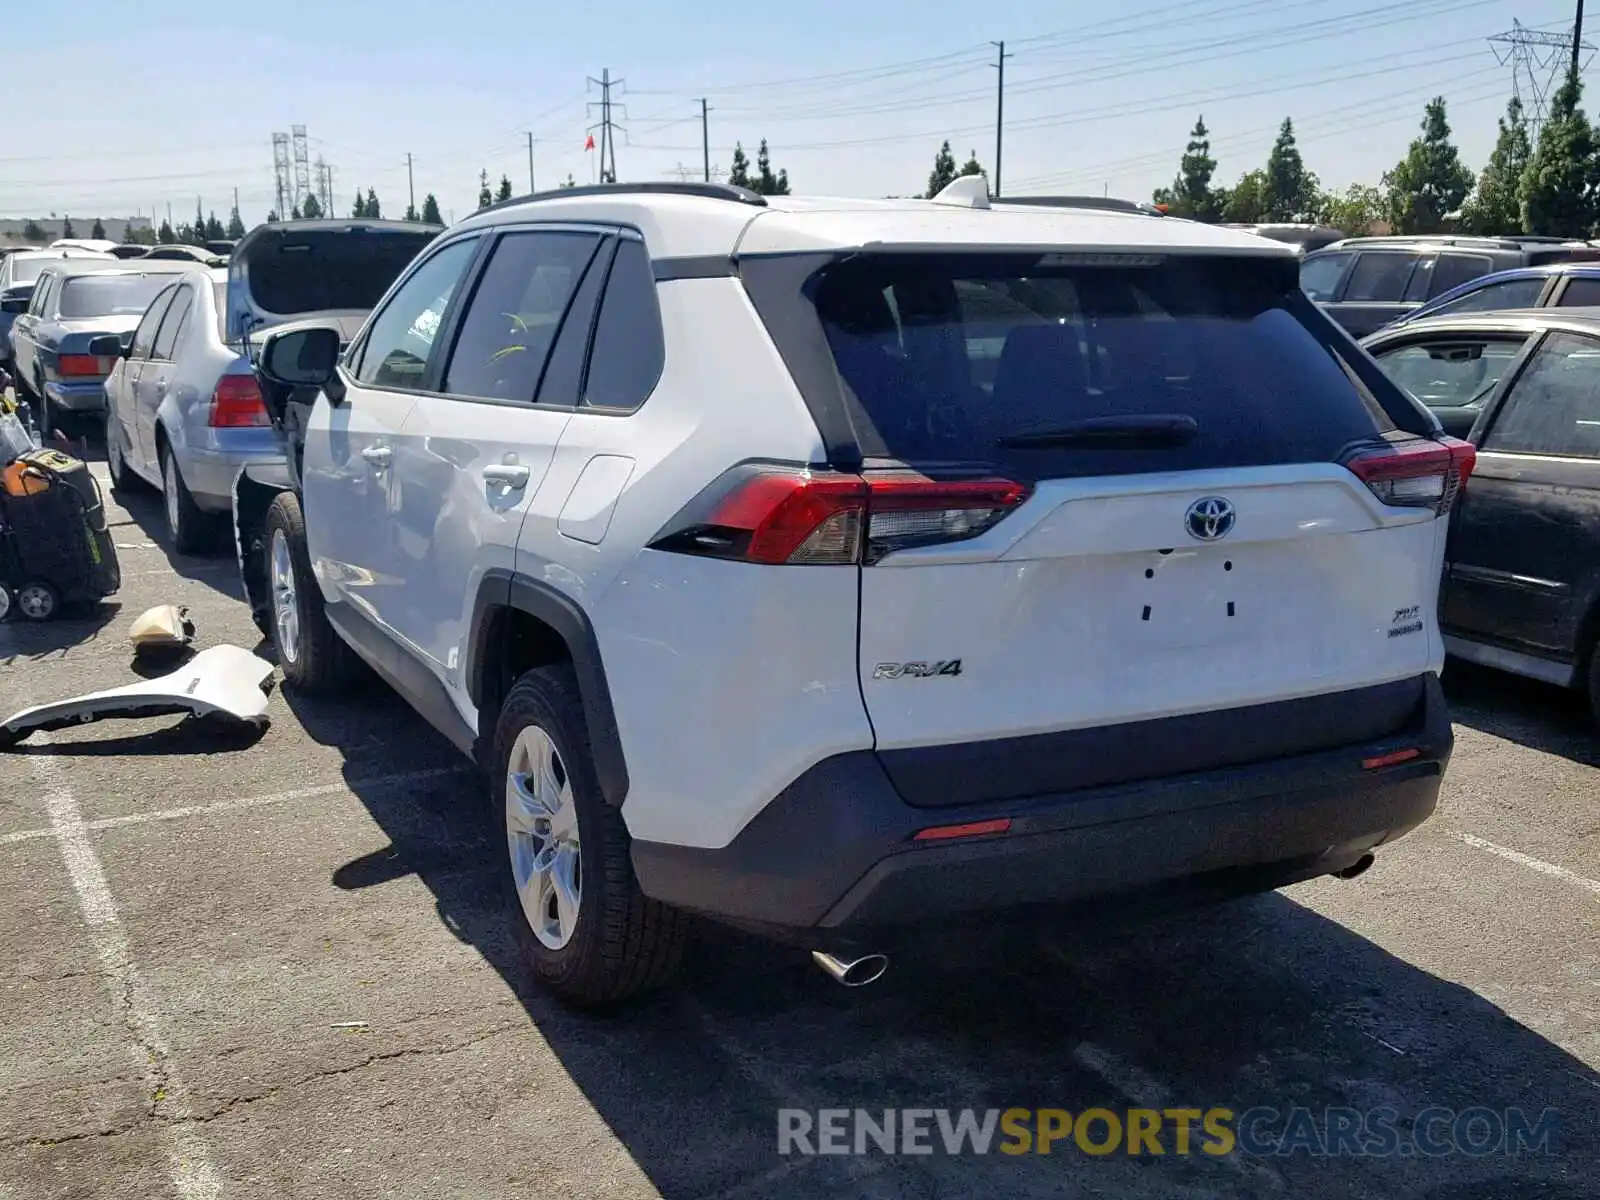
[467,567,630,807]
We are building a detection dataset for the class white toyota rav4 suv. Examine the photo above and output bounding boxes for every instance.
[235,179,1472,1006]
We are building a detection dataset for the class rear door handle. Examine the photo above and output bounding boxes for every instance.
[361,445,391,469]
[482,464,531,489]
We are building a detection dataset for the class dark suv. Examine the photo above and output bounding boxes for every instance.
[1300,235,1600,338]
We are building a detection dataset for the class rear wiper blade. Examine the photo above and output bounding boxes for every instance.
[996,414,1199,449]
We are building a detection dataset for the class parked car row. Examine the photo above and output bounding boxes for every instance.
[99,217,440,551]
[1299,233,1600,337]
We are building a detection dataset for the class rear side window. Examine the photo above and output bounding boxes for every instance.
[582,238,665,411]
[1299,252,1350,301]
[1372,337,1527,408]
[1483,331,1600,457]
[441,230,602,403]
[1432,276,1545,316]
[1344,252,1418,302]
[809,252,1398,479]
[130,287,176,360]
[1424,254,1494,299]
[1556,277,1600,307]
[152,288,193,360]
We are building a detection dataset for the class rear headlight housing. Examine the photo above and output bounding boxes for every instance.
[57,353,111,378]
[1345,436,1475,513]
[208,375,269,428]
[649,466,1030,565]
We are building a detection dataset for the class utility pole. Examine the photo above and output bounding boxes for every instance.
[526,132,536,193]
[699,98,711,182]
[406,153,416,217]
[587,69,625,184]
[991,40,1013,198]
[166,201,173,232]
[1577,0,1587,76]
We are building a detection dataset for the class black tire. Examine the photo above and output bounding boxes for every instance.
[495,665,687,1007]
[1588,643,1600,729]
[159,442,216,555]
[262,491,359,693]
[104,410,144,495]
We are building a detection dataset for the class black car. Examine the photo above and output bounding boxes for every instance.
[1302,235,1600,338]
[1365,307,1600,718]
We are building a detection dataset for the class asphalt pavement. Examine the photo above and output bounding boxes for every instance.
[1,451,1597,1199]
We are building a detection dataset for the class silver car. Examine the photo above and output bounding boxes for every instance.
[0,246,115,372]
[102,218,440,554]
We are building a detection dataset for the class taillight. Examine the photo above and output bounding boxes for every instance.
[650,466,1029,565]
[57,354,108,377]
[208,375,269,428]
[1345,437,1475,513]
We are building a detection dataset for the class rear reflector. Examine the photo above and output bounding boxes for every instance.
[912,818,1012,842]
[1361,748,1421,770]
[57,354,110,378]
[208,375,269,428]
[651,467,1029,565]
[1345,437,1475,513]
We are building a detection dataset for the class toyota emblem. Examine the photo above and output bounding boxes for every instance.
[1185,496,1236,542]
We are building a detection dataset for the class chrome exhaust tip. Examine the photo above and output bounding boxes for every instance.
[810,950,889,987]
[1333,853,1376,880]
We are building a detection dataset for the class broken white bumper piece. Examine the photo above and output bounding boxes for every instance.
[0,645,274,750]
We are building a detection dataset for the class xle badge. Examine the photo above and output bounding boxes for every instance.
[1388,605,1423,639]
[873,661,963,680]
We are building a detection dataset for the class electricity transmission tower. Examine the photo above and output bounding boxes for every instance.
[586,69,625,184]
[1490,19,1595,139]
[314,158,335,214]
[292,125,311,212]
[272,133,292,221]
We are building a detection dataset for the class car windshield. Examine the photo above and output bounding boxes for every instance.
[57,273,177,319]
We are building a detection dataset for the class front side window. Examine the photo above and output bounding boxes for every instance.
[1483,331,1600,457]
[441,230,602,403]
[1372,337,1528,408]
[353,238,479,390]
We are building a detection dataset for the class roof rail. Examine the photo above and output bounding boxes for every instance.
[476,180,768,217]
[995,194,1164,216]
[1336,234,1521,250]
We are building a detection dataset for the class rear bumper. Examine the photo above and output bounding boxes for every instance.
[42,379,107,412]
[631,673,1451,944]
[181,438,285,512]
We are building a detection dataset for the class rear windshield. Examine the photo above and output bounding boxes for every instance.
[809,252,1400,479]
[10,259,48,285]
[58,273,175,319]
[244,233,431,317]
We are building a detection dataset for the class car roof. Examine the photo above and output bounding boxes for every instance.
[453,185,1296,260]
[1362,307,1600,344]
[40,259,203,280]
[10,247,115,263]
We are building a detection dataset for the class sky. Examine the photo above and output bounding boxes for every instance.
[2,0,1591,228]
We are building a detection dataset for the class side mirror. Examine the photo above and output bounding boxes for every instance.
[88,334,124,358]
[0,296,28,315]
[259,326,342,390]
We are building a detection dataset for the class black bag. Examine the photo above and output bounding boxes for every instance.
[0,449,120,613]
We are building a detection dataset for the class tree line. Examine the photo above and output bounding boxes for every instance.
[1149,68,1600,239]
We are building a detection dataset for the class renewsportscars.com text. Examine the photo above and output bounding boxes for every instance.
[777,1106,1559,1158]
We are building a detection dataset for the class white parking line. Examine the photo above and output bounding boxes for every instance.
[1461,833,1600,899]
[25,735,224,1199]
[0,766,471,849]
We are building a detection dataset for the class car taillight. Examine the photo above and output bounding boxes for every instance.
[649,466,1029,565]
[1345,437,1475,513]
[57,354,108,377]
[208,375,269,427]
